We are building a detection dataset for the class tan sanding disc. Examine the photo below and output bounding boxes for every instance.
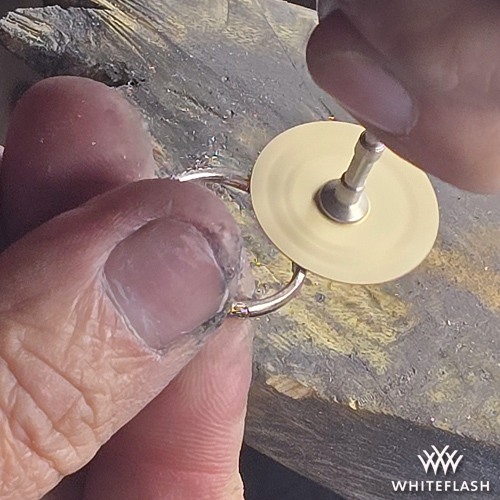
[250,121,439,284]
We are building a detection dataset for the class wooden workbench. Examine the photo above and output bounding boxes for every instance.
[2,1,500,498]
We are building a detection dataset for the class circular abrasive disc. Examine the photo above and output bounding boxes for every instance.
[250,121,439,284]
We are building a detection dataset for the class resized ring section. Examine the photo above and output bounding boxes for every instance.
[174,170,307,318]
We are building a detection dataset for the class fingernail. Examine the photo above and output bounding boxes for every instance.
[104,218,228,350]
[312,51,417,135]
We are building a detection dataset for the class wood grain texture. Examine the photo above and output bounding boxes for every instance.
[2,1,500,498]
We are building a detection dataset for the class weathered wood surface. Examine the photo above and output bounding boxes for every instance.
[2,1,500,498]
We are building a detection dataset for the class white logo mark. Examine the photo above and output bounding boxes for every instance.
[418,446,463,475]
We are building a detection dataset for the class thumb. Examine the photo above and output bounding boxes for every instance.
[0,178,242,500]
[308,0,500,193]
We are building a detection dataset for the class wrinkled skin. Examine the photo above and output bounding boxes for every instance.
[0,76,252,500]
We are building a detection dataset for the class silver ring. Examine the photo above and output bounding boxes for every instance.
[173,169,307,318]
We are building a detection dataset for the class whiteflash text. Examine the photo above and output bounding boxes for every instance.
[392,480,490,492]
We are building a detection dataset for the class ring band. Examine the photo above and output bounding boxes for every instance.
[174,170,307,318]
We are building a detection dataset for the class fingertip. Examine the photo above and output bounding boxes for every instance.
[308,3,500,193]
[0,76,156,242]
[0,178,248,500]
[307,12,418,137]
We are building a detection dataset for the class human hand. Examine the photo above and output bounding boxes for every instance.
[308,0,500,193]
[0,76,252,500]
